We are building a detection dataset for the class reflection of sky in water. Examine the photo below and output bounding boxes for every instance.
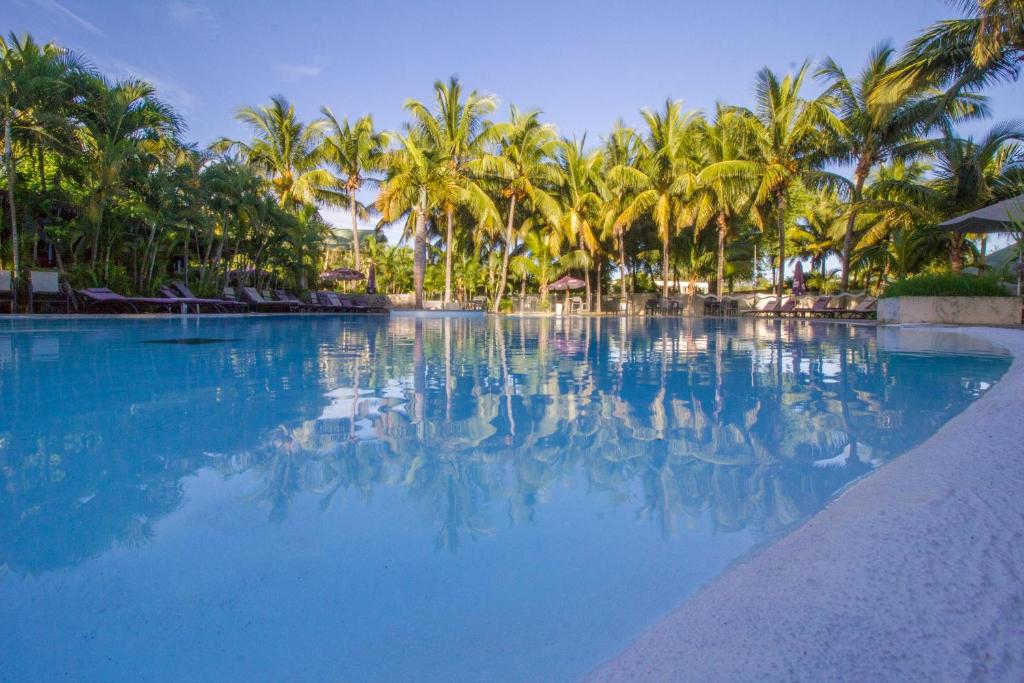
[0,316,1010,682]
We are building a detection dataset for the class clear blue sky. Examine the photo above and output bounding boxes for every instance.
[9,0,1023,242]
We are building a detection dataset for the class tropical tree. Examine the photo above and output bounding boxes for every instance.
[404,77,497,304]
[692,108,756,296]
[214,95,329,209]
[377,129,460,309]
[734,63,843,294]
[1,33,87,294]
[600,122,643,301]
[818,42,987,288]
[318,109,385,272]
[553,137,605,307]
[613,100,703,298]
[474,106,559,312]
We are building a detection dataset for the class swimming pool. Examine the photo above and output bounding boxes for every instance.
[0,315,1010,681]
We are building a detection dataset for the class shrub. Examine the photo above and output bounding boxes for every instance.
[880,272,1010,298]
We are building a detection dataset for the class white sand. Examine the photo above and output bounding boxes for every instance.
[591,326,1024,682]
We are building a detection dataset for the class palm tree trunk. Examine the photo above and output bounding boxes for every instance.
[4,116,19,304]
[716,212,728,298]
[618,232,628,304]
[775,192,787,296]
[661,228,670,298]
[840,163,868,289]
[413,192,427,310]
[493,194,516,313]
[595,256,602,313]
[350,195,361,271]
[444,207,454,305]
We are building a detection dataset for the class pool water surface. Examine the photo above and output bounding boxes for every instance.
[0,315,1010,681]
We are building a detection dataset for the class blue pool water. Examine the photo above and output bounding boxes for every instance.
[0,314,1010,682]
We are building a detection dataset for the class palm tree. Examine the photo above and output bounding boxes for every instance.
[734,63,842,295]
[318,109,386,272]
[600,122,643,302]
[473,106,559,312]
[377,129,460,309]
[404,77,497,304]
[818,42,987,288]
[792,190,843,278]
[553,137,605,308]
[613,100,703,298]
[0,33,86,297]
[880,0,1023,109]
[214,95,329,209]
[692,108,756,297]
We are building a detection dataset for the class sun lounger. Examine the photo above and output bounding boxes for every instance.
[319,291,365,312]
[275,289,327,312]
[173,282,247,312]
[0,271,11,313]
[335,294,389,313]
[743,298,779,317]
[834,298,877,320]
[793,296,836,319]
[158,286,237,313]
[240,286,299,312]
[28,270,70,313]
[77,288,180,313]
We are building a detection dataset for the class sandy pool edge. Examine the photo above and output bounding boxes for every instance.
[590,325,1024,682]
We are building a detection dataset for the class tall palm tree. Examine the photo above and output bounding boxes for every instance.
[318,109,386,272]
[734,63,842,294]
[600,122,643,302]
[474,106,559,312]
[692,108,756,297]
[792,190,844,278]
[818,42,987,288]
[214,95,329,209]
[553,137,605,308]
[613,100,703,298]
[404,77,497,304]
[0,33,87,295]
[377,129,460,309]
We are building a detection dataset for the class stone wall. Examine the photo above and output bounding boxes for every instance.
[878,296,1022,325]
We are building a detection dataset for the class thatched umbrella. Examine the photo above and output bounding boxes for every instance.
[321,268,366,283]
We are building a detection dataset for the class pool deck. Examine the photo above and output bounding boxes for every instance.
[591,324,1024,682]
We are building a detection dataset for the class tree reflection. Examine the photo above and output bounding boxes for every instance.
[0,316,1008,572]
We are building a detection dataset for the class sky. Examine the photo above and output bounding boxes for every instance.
[8,0,1024,240]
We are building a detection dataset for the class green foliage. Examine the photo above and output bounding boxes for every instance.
[880,272,1010,297]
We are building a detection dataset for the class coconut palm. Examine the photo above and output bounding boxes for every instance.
[0,33,87,292]
[613,100,703,298]
[733,63,843,294]
[376,129,460,309]
[600,122,644,302]
[214,95,329,209]
[318,109,386,272]
[692,108,756,297]
[818,42,987,288]
[404,77,497,304]
[474,106,559,312]
[553,137,605,308]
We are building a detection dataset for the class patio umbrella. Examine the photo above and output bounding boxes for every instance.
[547,275,586,312]
[321,267,366,282]
[792,261,806,295]
[939,194,1024,294]
[366,263,377,294]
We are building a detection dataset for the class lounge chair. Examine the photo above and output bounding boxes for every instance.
[76,288,181,313]
[158,286,235,313]
[702,296,721,316]
[743,298,779,317]
[239,286,299,312]
[275,289,327,312]
[0,271,11,313]
[777,299,798,317]
[794,296,835,319]
[173,282,247,312]
[29,270,70,313]
[835,298,877,320]
[337,294,389,313]
[319,291,365,312]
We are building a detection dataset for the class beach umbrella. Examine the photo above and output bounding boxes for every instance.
[939,194,1024,294]
[547,275,586,312]
[366,263,377,294]
[321,267,366,282]
[792,261,806,295]
[547,276,586,291]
